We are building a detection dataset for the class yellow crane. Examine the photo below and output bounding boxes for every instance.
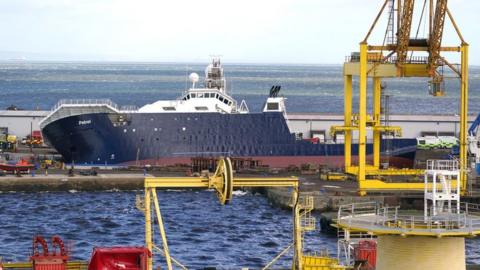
[139,158,345,270]
[331,0,468,195]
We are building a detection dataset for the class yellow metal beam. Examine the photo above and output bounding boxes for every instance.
[331,125,401,135]
[2,261,89,269]
[344,62,433,78]
[396,0,415,66]
[446,7,466,44]
[145,177,209,188]
[460,44,469,193]
[365,169,424,176]
[367,45,461,52]
[292,187,302,270]
[346,166,423,176]
[144,188,152,270]
[359,42,368,187]
[151,189,173,270]
[373,78,381,168]
[428,0,448,76]
[144,177,298,189]
[344,75,353,169]
[358,179,458,192]
[233,177,298,187]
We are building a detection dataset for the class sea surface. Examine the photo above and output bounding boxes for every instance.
[2,190,480,268]
[0,190,338,269]
[0,61,479,114]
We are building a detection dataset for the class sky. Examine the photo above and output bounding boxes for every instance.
[0,0,478,64]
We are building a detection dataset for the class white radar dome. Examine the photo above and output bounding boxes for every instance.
[189,72,199,83]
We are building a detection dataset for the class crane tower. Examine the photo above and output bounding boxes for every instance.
[331,0,468,195]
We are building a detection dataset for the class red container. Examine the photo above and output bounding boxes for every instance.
[88,247,151,270]
[354,240,377,270]
[32,257,67,270]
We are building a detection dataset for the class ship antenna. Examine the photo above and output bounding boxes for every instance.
[184,65,188,92]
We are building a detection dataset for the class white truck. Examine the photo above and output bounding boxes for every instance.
[416,136,458,150]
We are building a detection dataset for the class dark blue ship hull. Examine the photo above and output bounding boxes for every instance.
[41,112,417,167]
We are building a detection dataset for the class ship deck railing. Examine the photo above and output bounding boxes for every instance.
[50,99,138,112]
[51,99,121,111]
[40,99,139,129]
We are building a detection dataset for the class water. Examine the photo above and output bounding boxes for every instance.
[0,190,337,269]
[0,62,479,114]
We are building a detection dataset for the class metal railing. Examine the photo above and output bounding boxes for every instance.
[337,201,480,233]
[51,99,119,111]
[426,159,459,171]
[50,99,138,113]
[120,105,139,112]
[337,202,380,220]
[345,55,429,64]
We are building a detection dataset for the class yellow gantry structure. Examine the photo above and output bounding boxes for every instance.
[141,158,344,270]
[331,0,469,195]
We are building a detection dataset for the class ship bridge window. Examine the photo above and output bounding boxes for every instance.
[267,102,279,110]
[191,93,196,98]
[223,99,229,105]
[198,93,204,98]
[204,93,210,98]
[219,96,224,102]
[195,106,209,111]
[163,107,176,111]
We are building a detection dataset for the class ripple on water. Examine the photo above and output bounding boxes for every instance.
[259,241,279,248]
[2,191,479,267]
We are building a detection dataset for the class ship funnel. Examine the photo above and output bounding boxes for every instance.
[263,85,286,114]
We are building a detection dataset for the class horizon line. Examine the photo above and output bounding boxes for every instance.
[0,59,479,67]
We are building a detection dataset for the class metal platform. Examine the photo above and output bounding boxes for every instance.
[336,201,480,237]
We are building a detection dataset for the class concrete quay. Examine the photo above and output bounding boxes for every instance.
[0,173,146,192]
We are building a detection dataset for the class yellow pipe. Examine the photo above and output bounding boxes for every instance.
[145,177,209,188]
[460,44,469,193]
[344,75,353,169]
[144,188,152,270]
[373,77,382,168]
[358,42,368,191]
[292,187,302,270]
[151,189,173,270]
[145,177,298,189]
[359,179,458,191]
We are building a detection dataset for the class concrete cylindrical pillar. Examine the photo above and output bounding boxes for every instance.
[376,235,465,270]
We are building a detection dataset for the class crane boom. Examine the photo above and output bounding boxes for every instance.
[428,0,448,75]
[396,0,415,66]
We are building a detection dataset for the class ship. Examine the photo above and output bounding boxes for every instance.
[39,59,417,168]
